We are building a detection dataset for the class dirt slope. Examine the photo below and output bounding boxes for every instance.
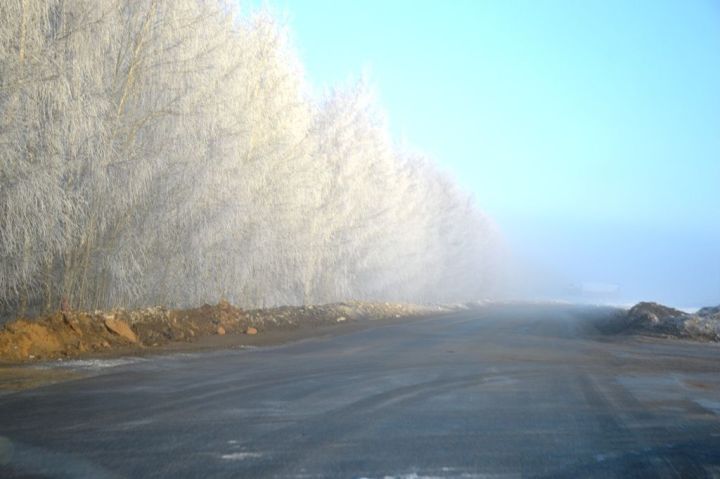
[597,302,720,341]
[0,301,439,363]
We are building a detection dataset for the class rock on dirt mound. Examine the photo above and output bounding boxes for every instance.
[605,302,720,341]
[696,305,720,318]
[626,302,689,327]
[0,301,252,362]
[103,316,138,343]
[0,301,438,363]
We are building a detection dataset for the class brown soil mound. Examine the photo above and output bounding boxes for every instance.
[597,302,720,342]
[697,305,720,318]
[0,301,435,363]
[627,302,688,325]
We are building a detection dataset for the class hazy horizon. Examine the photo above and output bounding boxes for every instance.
[2,0,717,315]
[251,0,720,307]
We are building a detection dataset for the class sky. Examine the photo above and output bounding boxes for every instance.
[244,0,720,307]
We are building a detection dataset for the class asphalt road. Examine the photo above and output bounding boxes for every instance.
[1,304,719,478]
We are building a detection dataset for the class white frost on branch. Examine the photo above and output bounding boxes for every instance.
[0,0,504,314]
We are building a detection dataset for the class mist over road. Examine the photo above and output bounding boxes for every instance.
[1,305,719,478]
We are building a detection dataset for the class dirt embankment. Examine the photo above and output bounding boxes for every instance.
[597,301,720,341]
[0,301,439,364]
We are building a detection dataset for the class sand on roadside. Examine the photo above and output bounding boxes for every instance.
[0,301,450,393]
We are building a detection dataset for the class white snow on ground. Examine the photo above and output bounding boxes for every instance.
[39,357,146,371]
[695,399,720,415]
[470,299,573,307]
[667,306,703,314]
[358,472,518,479]
[607,302,704,314]
[219,452,262,460]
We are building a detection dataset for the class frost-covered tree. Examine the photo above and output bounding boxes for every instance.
[0,0,504,317]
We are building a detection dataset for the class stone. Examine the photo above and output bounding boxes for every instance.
[217,326,226,335]
[697,305,720,317]
[103,317,138,343]
[627,302,687,326]
[245,327,258,335]
[63,316,83,336]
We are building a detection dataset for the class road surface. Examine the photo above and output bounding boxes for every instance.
[1,304,719,478]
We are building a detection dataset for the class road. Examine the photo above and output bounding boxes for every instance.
[1,304,719,478]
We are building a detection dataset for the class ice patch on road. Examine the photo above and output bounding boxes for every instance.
[695,398,720,415]
[108,418,154,431]
[383,475,442,479]
[219,452,262,460]
[359,472,517,479]
[357,475,443,479]
[41,357,145,371]
[232,345,259,350]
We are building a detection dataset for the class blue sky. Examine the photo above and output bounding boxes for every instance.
[244,0,720,306]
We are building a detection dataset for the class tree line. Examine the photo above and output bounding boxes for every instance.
[0,0,503,316]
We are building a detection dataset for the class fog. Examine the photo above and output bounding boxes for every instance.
[0,0,503,317]
[267,0,720,311]
[502,217,720,309]
[1,1,718,318]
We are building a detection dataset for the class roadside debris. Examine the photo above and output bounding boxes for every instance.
[0,302,437,363]
[600,302,720,341]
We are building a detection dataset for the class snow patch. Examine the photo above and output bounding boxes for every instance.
[360,473,509,479]
[220,452,262,461]
[695,399,720,415]
[43,357,145,371]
